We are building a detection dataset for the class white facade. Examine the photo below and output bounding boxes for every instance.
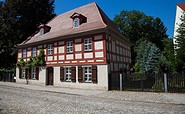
[173,3,185,48]
[16,65,109,90]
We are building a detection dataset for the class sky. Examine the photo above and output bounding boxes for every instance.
[54,0,185,38]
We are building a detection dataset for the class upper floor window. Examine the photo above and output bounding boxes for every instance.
[40,28,44,35]
[84,38,92,51]
[74,18,79,28]
[32,47,37,57]
[66,41,73,53]
[48,44,53,55]
[22,49,26,58]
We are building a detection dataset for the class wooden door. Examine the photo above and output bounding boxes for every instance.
[47,67,53,85]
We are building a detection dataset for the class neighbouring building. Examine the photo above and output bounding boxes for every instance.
[16,2,131,90]
[173,2,185,49]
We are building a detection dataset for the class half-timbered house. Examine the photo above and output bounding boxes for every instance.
[16,2,131,90]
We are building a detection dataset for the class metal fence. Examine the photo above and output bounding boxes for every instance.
[0,71,15,82]
[109,72,185,93]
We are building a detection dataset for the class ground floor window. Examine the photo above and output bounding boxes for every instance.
[65,67,71,81]
[22,67,26,79]
[32,67,36,79]
[83,66,92,82]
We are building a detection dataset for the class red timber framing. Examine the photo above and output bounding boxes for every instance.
[17,32,108,66]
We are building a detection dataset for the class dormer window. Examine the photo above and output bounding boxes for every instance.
[70,12,87,28]
[40,28,44,35]
[74,18,79,28]
[38,24,51,35]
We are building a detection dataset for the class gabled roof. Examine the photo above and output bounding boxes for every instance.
[19,2,126,46]
[177,2,185,11]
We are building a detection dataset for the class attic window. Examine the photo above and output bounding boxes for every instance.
[40,28,44,35]
[70,13,87,28]
[74,18,79,28]
[38,24,51,35]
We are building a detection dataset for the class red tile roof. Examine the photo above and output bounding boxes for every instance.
[19,2,127,46]
[177,2,185,11]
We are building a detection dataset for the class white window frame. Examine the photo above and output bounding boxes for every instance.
[40,28,44,35]
[22,67,26,79]
[32,67,36,79]
[74,18,79,28]
[32,47,37,57]
[48,44,53,55]
[66,41,73,53]
[84,38,92,51]
[65,67,71,82]
[22,49,26,58]
[83,66,92,82]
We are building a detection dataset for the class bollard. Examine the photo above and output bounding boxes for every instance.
[120,73,122,91]
[164,73,168,92]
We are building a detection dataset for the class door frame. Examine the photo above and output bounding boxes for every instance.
[46,67,54,85]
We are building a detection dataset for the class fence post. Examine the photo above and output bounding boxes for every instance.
[164,73,168,92]
[120,68,123,91]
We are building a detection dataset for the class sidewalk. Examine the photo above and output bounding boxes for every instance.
[0,82,185,105]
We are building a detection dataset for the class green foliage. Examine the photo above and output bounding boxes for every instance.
[0,0,55,69]
[159,38,175,72]
[175,13,185,72]
[113,10,168,64]
[16,49,45,68]
[16,58,25,67]
[136,42,160,73]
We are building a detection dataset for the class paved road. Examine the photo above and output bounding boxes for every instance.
[0,84,185,114]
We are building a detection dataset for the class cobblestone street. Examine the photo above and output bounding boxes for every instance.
[0,83,185,114]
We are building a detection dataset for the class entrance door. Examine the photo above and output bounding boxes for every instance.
[47,67,53,85]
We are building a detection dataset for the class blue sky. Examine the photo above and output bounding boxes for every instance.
[54,0,185,38]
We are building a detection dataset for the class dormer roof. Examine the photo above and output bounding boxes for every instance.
[18,2,127,47]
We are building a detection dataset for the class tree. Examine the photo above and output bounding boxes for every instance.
[175,13,185,72]
[0,0,55,69]
[113,10,168,64]
[134,40,160,73]
[159,38,175,73]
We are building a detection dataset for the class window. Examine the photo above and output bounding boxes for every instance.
[83,67,92,82]
[66,41,73,53]
[40,28,44,35]
[65,67,71,81]
[22,49,26,58]
[32,67,36,79]
[84,38,92,51]
[48,44,53,55]
[22,68,26,79]
[74,18,79,27]
[32,47,37,57]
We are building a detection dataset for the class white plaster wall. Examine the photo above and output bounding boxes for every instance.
[47,56,53,61]
[58,46,64,53]
[84,52,93,58]
[75,44,82,51]
[173,6,184,45]
[95,41,103,50]
[75,38,81,43]
[59,55,64,60]
[54,47,58,54]
[75,53,82,59]
[95,52,104,58]
[27,52,31,57]
[66,54,73,60]
[16,67,46,86]
[53,65,109,90]
[18,53,22,58]
[94,35,102,40]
